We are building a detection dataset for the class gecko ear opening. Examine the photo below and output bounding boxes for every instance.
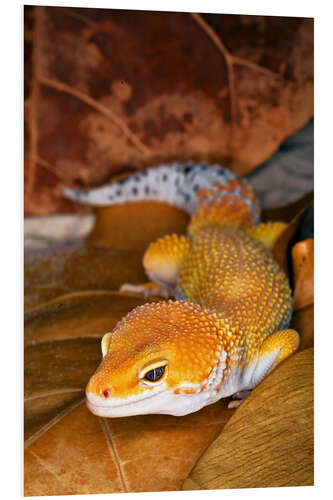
[101,332,112,357]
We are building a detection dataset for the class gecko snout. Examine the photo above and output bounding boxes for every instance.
[86,375,113,399]
[85,377,117,417]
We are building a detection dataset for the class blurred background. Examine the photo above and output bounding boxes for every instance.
[24,6,313,217]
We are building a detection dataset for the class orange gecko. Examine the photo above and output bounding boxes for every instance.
[65,162,299,417]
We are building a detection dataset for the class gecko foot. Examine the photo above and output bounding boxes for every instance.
[119,282,171,299]
[227,390,252,409]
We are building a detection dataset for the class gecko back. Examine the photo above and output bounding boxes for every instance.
[176,224,292,345]
[74,162,300,417]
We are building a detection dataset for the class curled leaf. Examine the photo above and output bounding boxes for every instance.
[269,197,313,274]
[87,202,190,251]
[290,304,314,350]
[292,238,314,311]
[25,396,235,495]
[25,6,313,215]
[184,348,313,490]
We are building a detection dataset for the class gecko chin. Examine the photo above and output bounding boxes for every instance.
[85,387,211,418]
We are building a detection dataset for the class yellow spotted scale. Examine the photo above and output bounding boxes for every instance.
[64,162,299,417]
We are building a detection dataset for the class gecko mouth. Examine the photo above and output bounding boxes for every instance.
[85,383,205,418]
[85,388,166,417]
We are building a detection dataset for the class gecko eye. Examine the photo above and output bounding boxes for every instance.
[139,359,168,385]
[143,366,165,382]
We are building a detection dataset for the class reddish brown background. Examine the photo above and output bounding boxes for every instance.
[24,6,314,215]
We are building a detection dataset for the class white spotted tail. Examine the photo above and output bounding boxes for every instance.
[63,161,260,223]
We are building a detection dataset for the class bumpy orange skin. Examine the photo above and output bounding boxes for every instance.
[87,225,293,400]
[244,222,287,250]
[188,180,260,235]
[86,301,227,399]
[87,180,296,409]
[178,226,292,339]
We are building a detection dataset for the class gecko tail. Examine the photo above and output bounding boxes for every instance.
[62,162,260,225]
[62,162,196,210]
[62,183,138,207]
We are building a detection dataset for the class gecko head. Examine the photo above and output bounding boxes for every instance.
[86,301,226,417]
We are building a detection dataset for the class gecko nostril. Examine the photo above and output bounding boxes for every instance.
[103,389,111,399]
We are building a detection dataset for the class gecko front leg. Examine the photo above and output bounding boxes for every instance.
[120,233,191,298]
[228,390,252,409]
[228,329,300,409]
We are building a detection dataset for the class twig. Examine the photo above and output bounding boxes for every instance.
[25,7,42,203]
[31,155,71,181]
[25,5,152,205]
[189,12,237,123]
[26,83,39,201]
[189,12,281,127]
[39,75,151,158]
[233,56,280,79]
[59,6,94,26]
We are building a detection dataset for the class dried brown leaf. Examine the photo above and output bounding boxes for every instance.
[87,201,190,250]
[290,304,314,350]
[262,191,313,223]
[25,202,190,310]
[24,191,314,495]
[185,348,313,490]
[25,395,84,446]
[269,194,313,273]
[25,403,126,496]
[24,337,100,444]
[24,290,160,346]
[292,238,314,310]
[25,397,234,495]
[24,6,313,215]
[24,245,145,310]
